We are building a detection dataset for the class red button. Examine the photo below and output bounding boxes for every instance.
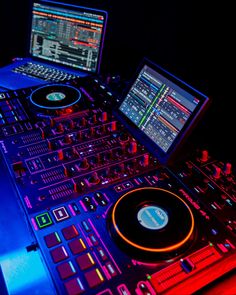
[57,261,76,279]
[50,246,69,263]
[76,253,95,270]
[62,225,79,240]
[68,238,87,255]
[64,277,85,295]
[44,232,61,248]
[84,268,104,288]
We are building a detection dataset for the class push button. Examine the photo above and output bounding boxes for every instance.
[52,206,70,222]
[50,246,69,263]
[62,225,79,240]
[97,247,108,261]
[89,234,99,246]
[81,220,91,232]
[35,212,53,229]
[57,261,76,279]
[64,277,85,295]
[68,238,87,255]
[84,268,104,288]
[76,253,95,270]
[44,232,61,248]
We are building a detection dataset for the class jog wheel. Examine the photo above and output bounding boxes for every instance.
[29,84,82,116]
[108,187,195,262]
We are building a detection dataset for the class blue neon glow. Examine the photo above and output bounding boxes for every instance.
[29,84,81,109]
[0,248,56,294]
[34,7,104,23]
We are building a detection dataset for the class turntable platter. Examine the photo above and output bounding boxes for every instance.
[108,187,195,261]
[29,84,81,112]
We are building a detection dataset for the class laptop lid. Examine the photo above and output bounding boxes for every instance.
[29,0,108,75]
[117,57,210,164]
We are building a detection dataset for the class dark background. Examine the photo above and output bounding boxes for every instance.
[0,0,234,160]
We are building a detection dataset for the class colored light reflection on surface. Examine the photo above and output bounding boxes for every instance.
[0,248,55,295]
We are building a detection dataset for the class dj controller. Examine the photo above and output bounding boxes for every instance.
[0,63,236,295]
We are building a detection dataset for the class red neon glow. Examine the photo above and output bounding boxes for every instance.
[167,95,191,115]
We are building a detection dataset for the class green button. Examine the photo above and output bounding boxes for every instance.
[35,212,53,229]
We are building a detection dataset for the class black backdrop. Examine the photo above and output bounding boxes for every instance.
[0,0,234,159]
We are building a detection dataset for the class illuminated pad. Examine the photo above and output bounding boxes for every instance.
[84,268,105,288]
[52,206,70,222]
[35,212,53,229]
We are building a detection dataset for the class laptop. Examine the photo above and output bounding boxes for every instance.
[0,0,108,90]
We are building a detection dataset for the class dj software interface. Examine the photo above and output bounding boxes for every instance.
[30,2,105,72]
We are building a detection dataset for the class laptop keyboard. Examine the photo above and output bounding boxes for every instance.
[12,62,78,82]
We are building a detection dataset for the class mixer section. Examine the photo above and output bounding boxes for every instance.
[173,149,236,238]
[1,107,159,214]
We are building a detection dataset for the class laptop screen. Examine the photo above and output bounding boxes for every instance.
[118,58,210,163]
[29,0,107,73]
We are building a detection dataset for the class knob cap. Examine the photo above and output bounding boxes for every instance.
[128,141,137,154]
[213,166,221,179]
[200,150,209,162]
[224,162,232,175]
[101,112,108,122]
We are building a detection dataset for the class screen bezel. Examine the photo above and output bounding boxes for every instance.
[116,57,210,164]
[28,0,108,74]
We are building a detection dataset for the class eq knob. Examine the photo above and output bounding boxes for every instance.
[56,123,64,133]
[200,150,209,163]
[140,154,150,167]
[100,111,108,123]
[128,141,137,154]
[76,158,89,170]
[88,172,100,185]
[224,162,232,175]
[118,132,129,143]
[63,134,73,144]
[57,149,64,161]
[213,165,221,179]
[90,114,97,124]
[80,117,87,127]
[69,120,76,129]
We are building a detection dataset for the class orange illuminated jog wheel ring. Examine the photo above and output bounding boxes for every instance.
[110,187,195,259]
